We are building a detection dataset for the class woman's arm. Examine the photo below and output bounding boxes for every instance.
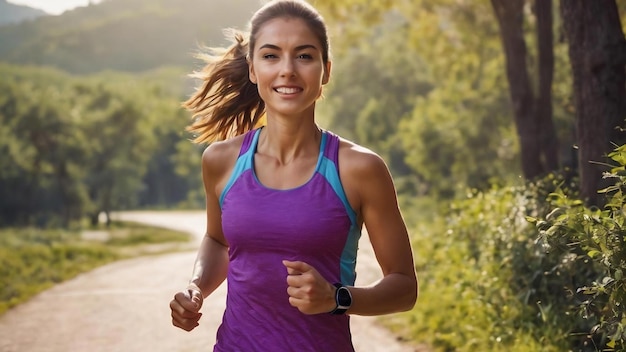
[170,140,236,331]
[341,142,418,315]
[189,144,231,296]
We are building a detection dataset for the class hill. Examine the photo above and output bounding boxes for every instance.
[0,0,260,74]
[0,0,48,25]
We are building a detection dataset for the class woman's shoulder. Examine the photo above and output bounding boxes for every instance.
[201,132,249,175]
[333,134,394,211]
[336,135,388,174]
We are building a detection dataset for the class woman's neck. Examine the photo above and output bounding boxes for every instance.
[257,118,321,165]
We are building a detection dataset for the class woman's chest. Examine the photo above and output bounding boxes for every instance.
[221,172,351,255]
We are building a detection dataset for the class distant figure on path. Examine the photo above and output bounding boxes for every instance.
[169,1,418,350]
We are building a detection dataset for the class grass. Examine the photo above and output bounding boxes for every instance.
[0,221,191,315]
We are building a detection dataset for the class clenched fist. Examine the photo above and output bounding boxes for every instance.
[283,260,336,315]
[170,283,203,331]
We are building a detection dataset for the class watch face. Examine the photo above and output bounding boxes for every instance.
[337,287,352,307]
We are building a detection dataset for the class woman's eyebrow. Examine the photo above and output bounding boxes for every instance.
[258,44,319,51]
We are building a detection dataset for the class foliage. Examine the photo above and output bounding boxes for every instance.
[0,63,201,227]
[315,0,577,198]
[388,168,615,351]
[395,1,514,198]
[0,222,190,315]
[319,16,431,186]
[531,144,626,350]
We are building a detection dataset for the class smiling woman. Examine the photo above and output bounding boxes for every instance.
[170,1,419,351]
[6,0,101,15]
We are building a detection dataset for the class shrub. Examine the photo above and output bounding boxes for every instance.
[396,170,603,351]
[532,144,626,351]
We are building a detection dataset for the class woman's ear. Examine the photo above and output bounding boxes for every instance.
[249,59,257,84]
[322,61,332,85]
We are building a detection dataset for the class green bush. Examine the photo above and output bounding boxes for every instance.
[396,171,605,351]
[532,144,626,351]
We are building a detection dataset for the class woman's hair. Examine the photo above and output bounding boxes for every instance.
[184,0,330,144]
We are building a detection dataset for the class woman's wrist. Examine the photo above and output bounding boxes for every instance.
[187,280,202,295]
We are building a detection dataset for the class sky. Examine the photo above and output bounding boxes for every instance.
[7,0,102,15]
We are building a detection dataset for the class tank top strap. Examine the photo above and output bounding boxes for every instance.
[322,130,340,165]
[219,128,261,207]
[239,128,261,157]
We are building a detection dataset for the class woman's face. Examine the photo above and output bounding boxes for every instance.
[249,17,331,118]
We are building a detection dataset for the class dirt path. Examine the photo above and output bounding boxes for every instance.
[0,211,425,352]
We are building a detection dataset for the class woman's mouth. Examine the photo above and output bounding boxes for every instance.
[274,87,303,94]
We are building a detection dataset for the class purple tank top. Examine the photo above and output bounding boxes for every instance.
[216,128,361,351]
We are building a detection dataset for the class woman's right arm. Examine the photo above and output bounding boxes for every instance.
[170,141,236,331]
[189,144,231,296]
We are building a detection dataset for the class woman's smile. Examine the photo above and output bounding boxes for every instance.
[274,86,303,95]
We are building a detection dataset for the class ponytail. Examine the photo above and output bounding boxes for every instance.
[184,29,265,144]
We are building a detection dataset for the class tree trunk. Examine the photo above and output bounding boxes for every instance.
[535,0,559,171]
[491,0,558,179]
[560,0,626,206]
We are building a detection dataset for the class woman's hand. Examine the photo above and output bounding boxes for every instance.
[170,283,204,331]
[283,260,337,315]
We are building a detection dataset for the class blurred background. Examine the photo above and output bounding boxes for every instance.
[1,0,626,351]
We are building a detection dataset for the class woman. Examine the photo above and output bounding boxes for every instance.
[169,0,418,350]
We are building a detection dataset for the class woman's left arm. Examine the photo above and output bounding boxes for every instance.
[342,145,418,315]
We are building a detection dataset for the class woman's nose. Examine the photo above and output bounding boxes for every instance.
[280,58,295,77]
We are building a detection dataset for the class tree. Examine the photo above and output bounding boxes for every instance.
[560,0,626,206]
[80,83,158,225]
[0,64,200,227]
[490,0,559,179]
[0,70,91,226]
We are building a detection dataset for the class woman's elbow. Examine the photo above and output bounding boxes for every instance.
[399,275,419,312]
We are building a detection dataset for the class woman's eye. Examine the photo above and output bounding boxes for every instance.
[263,54,277,59]
[298,54,313,59]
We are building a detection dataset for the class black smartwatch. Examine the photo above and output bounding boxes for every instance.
[330,283,352,315]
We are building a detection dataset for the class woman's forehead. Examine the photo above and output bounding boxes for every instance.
[254,17,321,50]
